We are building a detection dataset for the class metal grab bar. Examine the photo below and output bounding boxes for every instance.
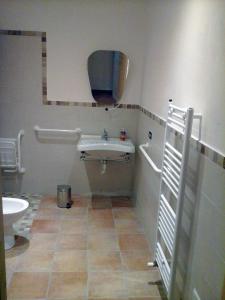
[17,130,25,173]
[34,125,82,135]
[139,143,162,174]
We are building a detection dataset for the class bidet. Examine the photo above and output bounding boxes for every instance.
[2,197,29,250]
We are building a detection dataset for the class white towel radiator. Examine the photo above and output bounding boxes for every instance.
[147,103,196,299]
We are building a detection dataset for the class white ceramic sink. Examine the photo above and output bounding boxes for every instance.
[77,135,135,153]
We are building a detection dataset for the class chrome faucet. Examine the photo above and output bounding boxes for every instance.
[102,129,108,141]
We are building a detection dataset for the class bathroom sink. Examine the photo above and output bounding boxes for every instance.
[77,135,135,153]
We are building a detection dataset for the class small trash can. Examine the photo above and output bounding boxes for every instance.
[57,184,72,208]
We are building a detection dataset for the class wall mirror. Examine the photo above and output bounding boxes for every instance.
[88,50,129,104]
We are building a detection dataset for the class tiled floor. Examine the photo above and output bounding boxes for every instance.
[5,195,166,300]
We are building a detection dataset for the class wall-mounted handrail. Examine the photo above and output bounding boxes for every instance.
[17,130,25,173]
[34,125,82,135]
[139,143,162,174]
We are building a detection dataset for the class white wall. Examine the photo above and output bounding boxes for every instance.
[0,0,147,194]
[0,0,148,105]
[141,0,225,154]
[0,35,137,195]
[134,1,225,299]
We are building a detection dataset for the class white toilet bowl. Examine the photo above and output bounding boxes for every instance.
[2,197,29,250]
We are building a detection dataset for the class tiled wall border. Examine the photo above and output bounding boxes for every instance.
[0,29,47,104]
[0,30,139,109]
[45,100,139,109]
[0,30,224,169]
[139,106,225,170]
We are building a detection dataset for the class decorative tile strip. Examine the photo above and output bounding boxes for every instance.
[138,105,225,170]
[46,100,139,109]
[41,32,47,104]
[139,106,166,127]
[0,29,47,104]
[0,30,42,37]
[0,30,138,110]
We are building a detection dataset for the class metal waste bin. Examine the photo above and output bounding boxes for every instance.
[57,185,72,208]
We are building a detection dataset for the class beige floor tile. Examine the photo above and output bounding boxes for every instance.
[60,219,88,234]
[16,250,54,271]
[89,208,113,219]
[119,234,149,251]
[88,227,117,235]
[49,299,86,300]
[52,250,87,272]
[121,250,152,271]
[91,196,112,209]
[72,194,90,207]
[28,233,57,251]
[48,272,87,298]
[35,207,60,220]
[60,207,87,219]
[8,272,49,298]
[56,234,87,250]
[89,216,115,231]
[7,299,48,300]
[111,196,133,208]
[88,232,119,251]
[39,195,57,208]
[5,255,19,272]
[5,236,29,259]
[89,299,128,300]
[128,297,163,300]
[114,219,143,234]
[124,271,161,297]
[89,250,122,271]
[113,208,137,220]
[88,272,126,298]
[88,209,114,231]
[49,298,86,300]
[31,219,59,233]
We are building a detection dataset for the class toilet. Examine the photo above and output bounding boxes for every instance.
[2,197,29,250]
